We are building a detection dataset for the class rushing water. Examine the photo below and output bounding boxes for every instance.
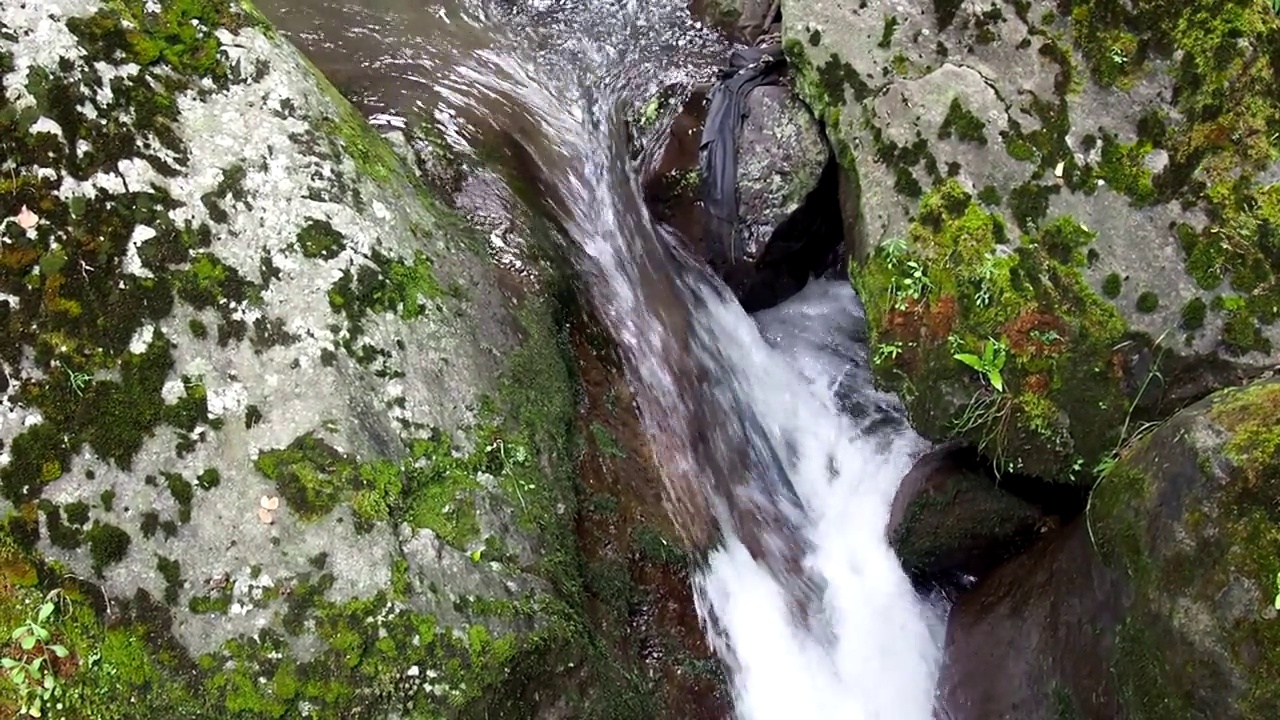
[262,0,948,716]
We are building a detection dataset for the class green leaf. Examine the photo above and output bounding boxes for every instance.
[37,602,54,624]
[1,657,20,670]
[49,645,69,659]
[20,634,37,651]
[954,353,984,371]
[992,348,1007,370]
[987,370,1004,392]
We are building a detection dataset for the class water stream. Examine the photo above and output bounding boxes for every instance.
[260,0,948,716]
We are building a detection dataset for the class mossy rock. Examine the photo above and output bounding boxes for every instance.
[939,377,1280,719]
[0,0,644,717]
[1090,378,1280,718]
[852,179,1131,481]
[783,0,1280,483]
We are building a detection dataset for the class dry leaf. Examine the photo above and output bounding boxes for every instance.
[15,205,38,230]
[257,507,274,524]
[259,495,280,511]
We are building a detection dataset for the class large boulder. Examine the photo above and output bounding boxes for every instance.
[639,56,836,311]
[782,0,1280,481]
[939,377,1280,719]
[0,0,660,717]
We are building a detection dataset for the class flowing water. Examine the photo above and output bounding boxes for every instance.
[261,0,948,716]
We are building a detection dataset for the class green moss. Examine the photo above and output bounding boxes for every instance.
[1135,290,1159,313]
[1069,0,1279,345]
[326,249,447,354]
[254,434,357,520]
[1102,272,1124,298]
[878,15,899,49]
[84,521,131,576]
[853,180,1130,479]
[1180,297,1207,330]
[165,472,195,523]
[157,555,182,605]
[295,218,345,260]
[1092,382,1280,718]
[977,184,1003,206]
[937,98,988,145]
[1097,132,1158,205]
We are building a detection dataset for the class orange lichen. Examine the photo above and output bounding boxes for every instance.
[1023,373,1050,395]
[1002,308,1068,358]
[924,295,958,340]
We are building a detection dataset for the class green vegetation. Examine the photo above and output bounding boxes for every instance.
[1135,290,1159,313]
[2,591,71,718]
[854,180,1130,479]
[937,98,988,145]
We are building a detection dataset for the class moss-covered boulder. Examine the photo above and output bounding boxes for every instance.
[782,0,1280,481]
[0,0,647,716]
[939,377,1280,718]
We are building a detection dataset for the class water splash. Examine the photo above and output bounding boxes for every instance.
[426,36,946,714]
[264,0,948,714]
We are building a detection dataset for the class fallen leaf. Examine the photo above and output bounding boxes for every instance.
[15,205,38,230]
[260,495,280,511]
[257,507,274,524]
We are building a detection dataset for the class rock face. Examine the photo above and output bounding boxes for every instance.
[939,378,1280,719]
[0,1,685,717]
[640,57,835,312]
[887,442,1048,589]
[782,0,1280,481]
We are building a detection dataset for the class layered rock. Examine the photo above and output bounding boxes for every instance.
[939,377,1280,719]
[783,0,1280,481]
[0,0,692,716]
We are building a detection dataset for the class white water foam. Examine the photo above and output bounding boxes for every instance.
[697,281,947,719]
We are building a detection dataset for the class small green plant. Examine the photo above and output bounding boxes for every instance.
[873,342,904,364]
[3,593,71,718]
[954,338,1008,391]
[65,367,91,397]
[1273,572,1280,610]
[638,97,661,127]
[1029,328,1063,344]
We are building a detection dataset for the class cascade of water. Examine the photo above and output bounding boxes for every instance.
[268,0,949,713]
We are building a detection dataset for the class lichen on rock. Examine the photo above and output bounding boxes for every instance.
[782,0,1280,483]
[0,0,611,716]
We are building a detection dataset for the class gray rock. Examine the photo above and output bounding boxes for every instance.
[736,83,830,263]
[784,0,1280,370]
[0,0,584,714]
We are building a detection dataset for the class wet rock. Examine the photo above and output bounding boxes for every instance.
[939,378,1280,719]
[888,443,1046,591]
[689,0,779,45]
[0,1,626,716]
[727,82,831,303]
[783,0,1280,481]
[642,53,838,312]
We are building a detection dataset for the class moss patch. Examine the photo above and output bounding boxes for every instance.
[854,180,1130,480]
[1070,0,1280,352]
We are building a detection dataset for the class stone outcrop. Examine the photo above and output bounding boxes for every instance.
[639,54,836,312]
[782,0,1280,482]
[0,0,707,717]
[939,378,1280,719]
